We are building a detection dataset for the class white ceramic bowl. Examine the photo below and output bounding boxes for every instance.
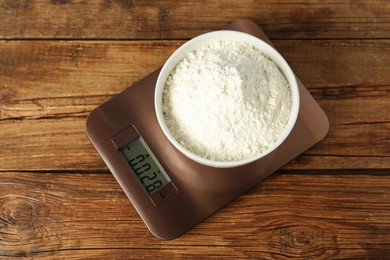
[155,30,300,168]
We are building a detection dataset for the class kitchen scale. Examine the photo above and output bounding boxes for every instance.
[86,19,329,240]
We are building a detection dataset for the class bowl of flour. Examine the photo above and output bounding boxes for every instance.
[155,30,299,168]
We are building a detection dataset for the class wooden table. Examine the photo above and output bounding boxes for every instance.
[1,1,389,259]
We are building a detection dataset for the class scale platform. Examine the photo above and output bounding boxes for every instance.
[86,19,329,240]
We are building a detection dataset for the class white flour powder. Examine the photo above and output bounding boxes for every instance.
[163,41,292,162]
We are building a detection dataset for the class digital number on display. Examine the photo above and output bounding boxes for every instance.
[120,138,170,195]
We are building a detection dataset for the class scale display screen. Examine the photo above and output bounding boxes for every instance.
[120,137,171,195]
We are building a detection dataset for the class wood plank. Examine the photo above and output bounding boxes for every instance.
[1,40,389,171]
[0,40,181,101]
[0,172,389,258]
[1,40,389,101]
[0,116,389,171]
[0,118,106,171]
[1,1,389,39]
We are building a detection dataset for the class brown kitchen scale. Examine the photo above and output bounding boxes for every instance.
[86,19,329,240]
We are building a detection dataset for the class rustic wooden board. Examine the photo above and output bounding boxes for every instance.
[0,172,389,258]
[1,40,389,171]
[1,1,389,40]
[1,1,389,258]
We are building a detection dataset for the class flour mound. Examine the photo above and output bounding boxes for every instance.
[163,41,292,162]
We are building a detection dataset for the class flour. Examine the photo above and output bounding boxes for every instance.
[162,40,292,162]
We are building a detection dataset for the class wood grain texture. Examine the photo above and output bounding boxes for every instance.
[1,116,389,172]
[1,40,389,100]
[0,0,389,40]
[0,172,389,259]
[1,1,390,258]
[1,40,389,171]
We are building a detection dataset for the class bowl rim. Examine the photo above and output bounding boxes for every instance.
[155,30,300,168]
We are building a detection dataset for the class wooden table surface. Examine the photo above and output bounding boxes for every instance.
[1,1,389,259]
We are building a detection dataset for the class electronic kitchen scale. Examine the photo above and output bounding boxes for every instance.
[86,19,329,240]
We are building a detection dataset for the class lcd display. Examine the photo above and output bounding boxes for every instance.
[120,137,171,195]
